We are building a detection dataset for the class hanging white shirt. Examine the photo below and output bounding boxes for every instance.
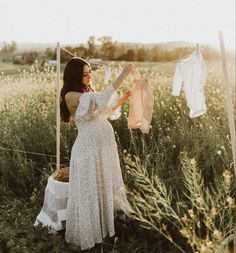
[104,65,111,85]
[171,51,207,118]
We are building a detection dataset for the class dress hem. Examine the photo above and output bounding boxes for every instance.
[66,230,116,251]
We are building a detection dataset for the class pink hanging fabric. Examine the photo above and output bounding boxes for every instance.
[128,78,154,133]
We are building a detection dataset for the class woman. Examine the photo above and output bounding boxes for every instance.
[60,57,133,250]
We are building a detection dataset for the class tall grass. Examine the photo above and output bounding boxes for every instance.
[0,60,235,252]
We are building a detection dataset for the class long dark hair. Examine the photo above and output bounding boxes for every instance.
[60,57,94,123]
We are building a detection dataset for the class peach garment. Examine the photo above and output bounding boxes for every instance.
[128,78,154,134]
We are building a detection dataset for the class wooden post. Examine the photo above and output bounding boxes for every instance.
[196,43,199,54]
[218,31,236,176]
[219,31,236,251]
[56,42,61,170]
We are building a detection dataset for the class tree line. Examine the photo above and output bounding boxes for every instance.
[1,36,221,65]
[47,36,221,62]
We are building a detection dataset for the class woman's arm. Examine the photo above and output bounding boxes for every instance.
[111,90,131,112]
[112,64,133,90]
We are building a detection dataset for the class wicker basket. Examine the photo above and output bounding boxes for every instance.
[52,167,69,182]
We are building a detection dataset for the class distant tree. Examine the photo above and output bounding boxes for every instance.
[74,45,88,59]
[125,49,136,61]
[113,43,127,60]
[9,41,17,53]
[87,36,97,58]
[1,42,8,52]
[98,36,116,60]
[45,47,54,59]
[137,48,147,61]
[1,41,17,53]
[22,51,39,64]
[151,45,162,62]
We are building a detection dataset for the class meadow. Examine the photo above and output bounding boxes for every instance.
[0,58,235,253]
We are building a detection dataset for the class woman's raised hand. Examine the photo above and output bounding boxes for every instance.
[123,89,131,98]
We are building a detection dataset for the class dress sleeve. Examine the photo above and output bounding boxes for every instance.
[171,62,183,96]
[75,85,116,121]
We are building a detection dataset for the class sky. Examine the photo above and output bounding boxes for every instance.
[0,0,235,50]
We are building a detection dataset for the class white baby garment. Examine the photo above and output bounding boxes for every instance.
[104,65,111,85]
[172,51,207,118]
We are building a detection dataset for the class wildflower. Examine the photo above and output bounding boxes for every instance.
[226,196,234,207]
[210,207,217,217]
[223,170,232,187]
[200,244,211,253]
[123,149,127,154]
[179,227,189,238]
[205,217,213,228]
[205,240,214,249]
[161,223,167,230]
[190,158,197,168]
[173,145,176,148]
[187,209,195,218]
[213,229,222,240]
[181,214,188,223]
[216,150,222,155]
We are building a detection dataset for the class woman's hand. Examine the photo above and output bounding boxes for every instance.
[111,89,131,112]
[123,89,131,99]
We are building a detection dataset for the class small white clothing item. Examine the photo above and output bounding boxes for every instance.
[34,176,68,231]
[106,90,122,120]
[65,85,133,251]
[128,79,154,133]
[104,65,111,85]
[114,68,122,78]
[171,51,207,118]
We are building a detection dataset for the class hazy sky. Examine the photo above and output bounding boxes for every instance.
[0,0,235,50]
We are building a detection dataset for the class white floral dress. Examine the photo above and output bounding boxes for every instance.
[65,85,132,250]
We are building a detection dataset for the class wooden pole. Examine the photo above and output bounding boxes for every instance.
[218,31,236,176]
[56,42,61,170]
[219,31,236,251]
[196,43,199,54]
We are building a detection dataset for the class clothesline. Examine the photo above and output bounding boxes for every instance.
[0,146,69,160]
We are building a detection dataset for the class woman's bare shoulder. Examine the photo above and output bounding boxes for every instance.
[65,91,82,100]
[65,92,84,112]
[65,91,83,104]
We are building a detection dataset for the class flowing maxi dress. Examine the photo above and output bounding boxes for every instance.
[65,85,133,250]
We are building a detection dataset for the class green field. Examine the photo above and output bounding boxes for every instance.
[0,59,235,253]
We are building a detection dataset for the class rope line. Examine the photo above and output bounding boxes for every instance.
[0,146,69,160]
